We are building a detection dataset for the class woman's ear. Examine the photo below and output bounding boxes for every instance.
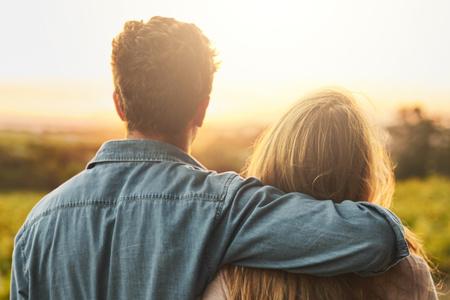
[113,91,127,121]
[193,97,210,127]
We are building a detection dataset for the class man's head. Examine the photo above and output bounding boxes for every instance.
[111,16,217,138]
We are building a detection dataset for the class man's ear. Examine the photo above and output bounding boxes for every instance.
[193,97,210,127]
[113,91,127,121]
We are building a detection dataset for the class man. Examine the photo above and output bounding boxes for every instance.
[11,16,408,299]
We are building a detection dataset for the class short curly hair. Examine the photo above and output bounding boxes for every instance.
[111,16,218,135]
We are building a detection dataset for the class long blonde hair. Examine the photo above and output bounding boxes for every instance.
[223,89,430,299]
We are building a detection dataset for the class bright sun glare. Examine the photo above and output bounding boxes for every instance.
[0,0,449,128]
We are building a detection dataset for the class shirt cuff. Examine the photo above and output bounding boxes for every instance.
[360,204,410,276]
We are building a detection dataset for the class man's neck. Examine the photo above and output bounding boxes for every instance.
[126,130,192,154]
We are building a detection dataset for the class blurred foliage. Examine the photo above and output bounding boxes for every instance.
[0,192,45,299]
[392,177,450,271]
[0,131,98,191]
[388,107,450,179]
[0,107,448,192]
[192,126,262,173]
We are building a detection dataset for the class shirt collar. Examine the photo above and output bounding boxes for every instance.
[86,139,206,170]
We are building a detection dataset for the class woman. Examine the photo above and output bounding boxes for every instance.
[203,89,437,299]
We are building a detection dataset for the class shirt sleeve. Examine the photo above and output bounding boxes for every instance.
[219,176,409,276]
[10,232,29,300]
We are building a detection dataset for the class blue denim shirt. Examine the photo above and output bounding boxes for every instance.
[11,140,409,299]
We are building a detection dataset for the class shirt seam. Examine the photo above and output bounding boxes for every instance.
[87,157,180,169]
[23,193,224,229]
[121,192,221,201]
[92,155,176,162]
[225,174,250,202]
[204,173,237,284]
[87,140,208,169]
[13,231,30,289]
[19,238,29,283]
[215,173,236,222]
[23,201,117,228]
[87,153,205,170]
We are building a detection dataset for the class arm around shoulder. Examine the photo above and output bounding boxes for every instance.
[219,176,409,276]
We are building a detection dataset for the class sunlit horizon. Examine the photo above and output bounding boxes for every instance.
[1,0,450,131]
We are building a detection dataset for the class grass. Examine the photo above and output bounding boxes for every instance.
[0,177,448,299]
[0,191,45,298]
[392,176,450,272]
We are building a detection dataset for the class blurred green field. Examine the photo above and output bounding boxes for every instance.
[392,177,450,272]
[0,177,448,299]
[0,191,45,298]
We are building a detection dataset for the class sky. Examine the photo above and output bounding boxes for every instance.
[0,0,449,129]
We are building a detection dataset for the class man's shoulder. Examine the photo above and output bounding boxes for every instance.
[21,169,91,226]
[13,169,91,245]
[175,167,272,203]
[21,163,248,227]
[138,161,243,202]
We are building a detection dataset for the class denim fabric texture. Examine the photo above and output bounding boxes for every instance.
[10,140,409,299]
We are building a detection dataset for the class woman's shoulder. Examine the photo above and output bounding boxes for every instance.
[396,255,432,280]
[384,254,438,300]
[404,254,429,268]
[202,271,228,300]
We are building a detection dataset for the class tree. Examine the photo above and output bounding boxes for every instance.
[388,106,449,179]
